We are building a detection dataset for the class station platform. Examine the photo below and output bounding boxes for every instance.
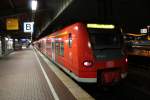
[0,48,93,100]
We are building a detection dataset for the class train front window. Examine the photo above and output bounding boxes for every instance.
[88,28,122,50]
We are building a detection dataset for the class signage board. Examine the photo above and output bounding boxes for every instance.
[24,22,34,33]
[6,18,19,30]
[140,28,147,33]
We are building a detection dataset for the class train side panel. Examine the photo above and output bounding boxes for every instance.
[54,25,79,78]
[76,23,97,79]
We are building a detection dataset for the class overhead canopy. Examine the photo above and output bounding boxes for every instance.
[0,0,149,40]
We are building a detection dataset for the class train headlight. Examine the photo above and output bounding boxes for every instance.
[83,61,93,67]
[125,58,128,63]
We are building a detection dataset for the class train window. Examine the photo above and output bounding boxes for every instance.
[88,28,121,50]
[60,42,64,56]
[68,33,72,48]
[55,42,60,55]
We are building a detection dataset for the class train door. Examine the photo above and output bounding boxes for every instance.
[51,41,55,61]
[0,40,2,56]
[43,38,47,54]
[68,33,73,68]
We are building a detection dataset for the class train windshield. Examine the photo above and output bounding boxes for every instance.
[87,28,122,50]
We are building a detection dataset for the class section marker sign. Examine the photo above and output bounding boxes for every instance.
[24,22,34,33]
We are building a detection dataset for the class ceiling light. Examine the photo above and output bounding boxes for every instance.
[31,0,37,11]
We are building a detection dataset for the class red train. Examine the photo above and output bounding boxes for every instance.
[34,22,128,85]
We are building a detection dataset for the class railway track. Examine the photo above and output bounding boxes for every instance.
[129,62,150,70]
[128,55,150,70]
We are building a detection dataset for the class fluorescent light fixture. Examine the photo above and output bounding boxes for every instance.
[31,0,37,11]
[87,24,115,29]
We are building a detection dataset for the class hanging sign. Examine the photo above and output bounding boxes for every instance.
[6,18,19,30]
[23,22,34,33]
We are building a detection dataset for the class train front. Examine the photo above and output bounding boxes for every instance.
[87,24,128,85]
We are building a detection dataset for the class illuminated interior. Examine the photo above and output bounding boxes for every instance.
[87,24,115,29]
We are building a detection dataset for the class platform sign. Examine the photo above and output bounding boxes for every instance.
[140,28,147,34]
[6,18,19,30]
[23,22,34,33]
